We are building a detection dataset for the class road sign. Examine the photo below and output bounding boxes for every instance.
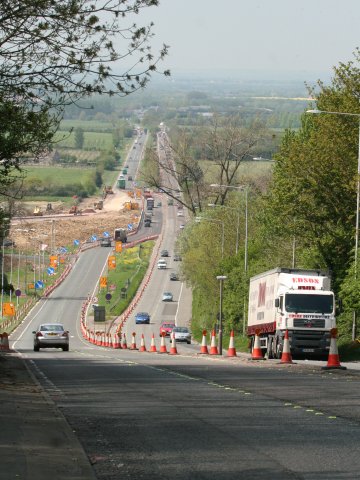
[103,231,110,237]
[127,223,133,231]
[105,293,112,301]
[47,267,55,275]
[91,235,97,242]
[73,239,80,246]
[35,281,44,289]
[15,289,21,297]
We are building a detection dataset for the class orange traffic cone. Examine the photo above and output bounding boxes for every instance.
[159,333,168,353]
[149,333,157,352]
[130,332,137,350]
[200,330,209,354]
[279,330,293,364]
[322,328,347,370]
[113,333,121,349]
[209,330,219,355]
[227,330,237,357]
[169,332,178,355]
[139,334,147,352]
[0,333,11,352]
[251,330,264,360]
[122,333,128,349]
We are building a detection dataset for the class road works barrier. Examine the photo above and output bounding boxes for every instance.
[322,329,347,370]
[199,330,209,354]
[279,330,294,364]
[251,330,264,360]
[209,330,219,355]
[227,330,237,357]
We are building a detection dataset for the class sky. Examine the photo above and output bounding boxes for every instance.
[135,0,360,81]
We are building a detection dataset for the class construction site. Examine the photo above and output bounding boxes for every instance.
[8,189,143,250]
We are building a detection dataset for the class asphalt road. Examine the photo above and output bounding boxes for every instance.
[9,130,360,479]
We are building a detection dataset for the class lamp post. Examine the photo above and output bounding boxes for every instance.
[195,216,225,259]
[216,275,227,355]
[210,184,249,335]
[208,203,240,254]
[307,108,360,340]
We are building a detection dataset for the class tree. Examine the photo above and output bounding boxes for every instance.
[141,115,267,214]
[0,0,169,198]
[74,127,84,149]
[264,52,360,335]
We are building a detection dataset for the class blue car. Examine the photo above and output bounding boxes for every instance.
[135,312,150,324]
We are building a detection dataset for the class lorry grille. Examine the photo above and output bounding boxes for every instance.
[293,318,325,328]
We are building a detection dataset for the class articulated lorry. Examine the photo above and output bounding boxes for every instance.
[247,268,336,359]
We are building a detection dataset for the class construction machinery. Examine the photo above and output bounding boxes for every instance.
[94,200,103,210]
[33,206,43,216]
[104,186,114,194]
[69,205,82,215]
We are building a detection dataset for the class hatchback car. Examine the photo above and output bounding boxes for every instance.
[161,249,169,257]
[33,323,69,351]
[173,254,182,261]
[170,272,179,281]
[135,312,150,324]
[162,291,173,302]
[172,326,191,344]
[159,322,175,337]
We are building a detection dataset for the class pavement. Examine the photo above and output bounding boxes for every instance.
[0,350,97,480]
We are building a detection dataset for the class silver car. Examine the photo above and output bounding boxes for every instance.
[33,323,69,351]
[172,326,191,344]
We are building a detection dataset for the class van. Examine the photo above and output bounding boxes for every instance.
[157,259,167,269]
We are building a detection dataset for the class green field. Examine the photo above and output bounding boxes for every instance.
[54,131,114,150]
[60,119,115,132]
[24,166,95,183]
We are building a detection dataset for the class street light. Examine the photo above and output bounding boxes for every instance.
[210,184,248,271]
[195,216,225,259]
[216,275,227,355]
[208,203,240,255]
[210,184,249,334]
[307,108,360,340]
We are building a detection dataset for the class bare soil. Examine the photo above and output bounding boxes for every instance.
[10,190,142,249]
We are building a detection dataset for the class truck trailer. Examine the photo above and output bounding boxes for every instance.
[247,268,336,359]
[114,228,127,243]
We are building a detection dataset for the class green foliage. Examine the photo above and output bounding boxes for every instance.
[74,127,84,149]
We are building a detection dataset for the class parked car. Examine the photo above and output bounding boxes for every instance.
[157,259,167,269]
[173,254,182,261]
[162,291,173,302]
[170,272,179,281]
[159,321,175,337]
[135,312,150,324]
[177,211,184,217]
[33,323,69,351]
[161,249,169,257]
[172,326,191,344]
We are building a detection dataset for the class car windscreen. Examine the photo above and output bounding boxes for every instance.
[285,294,333,314]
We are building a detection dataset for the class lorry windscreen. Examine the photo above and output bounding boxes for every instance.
[285,294,333,314]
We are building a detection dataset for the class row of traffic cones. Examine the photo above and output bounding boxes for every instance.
[120,332,179,355]
[250,328,346,370]
[199,329,238,357]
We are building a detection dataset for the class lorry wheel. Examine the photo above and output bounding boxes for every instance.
[275,340,282,359]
